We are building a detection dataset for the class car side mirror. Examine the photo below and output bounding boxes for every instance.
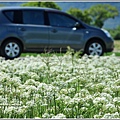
[74,22,81,29]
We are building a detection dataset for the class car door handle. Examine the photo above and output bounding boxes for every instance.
[51,29,57,33]
[19,27,26,31]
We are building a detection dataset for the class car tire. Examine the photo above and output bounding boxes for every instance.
[1,39,22,59]
[85,40,105,56]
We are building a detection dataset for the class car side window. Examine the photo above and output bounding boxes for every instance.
[4,11,14,22]
[48,12,77,28]
[23,10,44,25]
[3,10,23,24]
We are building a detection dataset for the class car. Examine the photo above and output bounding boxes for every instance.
[0,7,114,59]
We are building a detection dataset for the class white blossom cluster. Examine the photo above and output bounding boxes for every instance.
[0,53,120,118]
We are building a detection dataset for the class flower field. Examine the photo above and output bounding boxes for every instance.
[0,52,120,118]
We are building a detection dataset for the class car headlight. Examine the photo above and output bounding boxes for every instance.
[102,29,111,38]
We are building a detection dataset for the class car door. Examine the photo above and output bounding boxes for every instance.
[47,12,84,52]
[17,10,49,51]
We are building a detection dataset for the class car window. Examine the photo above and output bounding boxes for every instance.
[4,11,14,22]
[4,10,23,24]
[23,10,44,25]
[48,12,77,28]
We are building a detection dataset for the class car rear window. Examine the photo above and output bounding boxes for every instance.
[3,10,44,25]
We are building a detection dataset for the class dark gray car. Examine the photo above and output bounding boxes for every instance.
[0,7,114,59]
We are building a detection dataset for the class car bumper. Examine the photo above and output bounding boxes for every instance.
[105,38,114,52]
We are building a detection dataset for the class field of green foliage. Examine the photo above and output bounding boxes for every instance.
[0,50,120,118]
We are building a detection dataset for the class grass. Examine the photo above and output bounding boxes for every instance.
[104,52,120,56]
[21,40,120,57]
[111,40,120,56]
[114,40,120,50]
[21,52,64,57]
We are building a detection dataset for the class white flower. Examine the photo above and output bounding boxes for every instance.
[102,87,114,96]
[112,112,120,118]
[81,107,88,111]
[94,114,102,118]
[42,113,54,118]
[24,79,39,86]
[100,93,113,102]
[93,97,108,105]
[60,89,68,95]
[68,88,75,94]
[26,100,35,107]
[68,97,81,105]
[52,113,66,118]
[0,54,120,118]
[113,97,120,105]
[102,112,120,118]
[103,103,117,113]
[25,85,37,93]
[4,106,16,114]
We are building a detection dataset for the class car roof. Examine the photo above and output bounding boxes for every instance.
[0,6,60,12]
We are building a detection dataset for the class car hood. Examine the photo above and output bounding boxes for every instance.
[81,21,101,31]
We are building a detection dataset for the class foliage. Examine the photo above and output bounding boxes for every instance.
[107,25,120,40]
[21,2,61,10]
[0,4,5,7]
[88,4,119,28]
[41,2,61,10]
[67,8,92,24]
[22,2,41,7]
[115,33,120,40]
[0,52,120,118]
[66,4,119,28]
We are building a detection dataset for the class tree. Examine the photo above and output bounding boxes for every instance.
[21,2,61,10]
[88,4,119,28]
[67,8,92,25]
[41,2,61,10]
[0,4,4,7]
[22,2,41,7]
[108,25,120,40]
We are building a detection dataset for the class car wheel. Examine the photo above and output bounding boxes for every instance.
[1,39,22,59]
[85,40,105,56]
